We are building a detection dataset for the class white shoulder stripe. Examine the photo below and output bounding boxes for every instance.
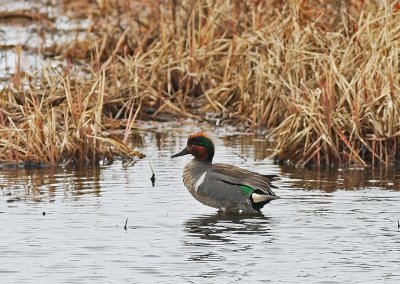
[194,172,207,192]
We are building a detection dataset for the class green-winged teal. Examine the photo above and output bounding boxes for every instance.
[171,132,279,213]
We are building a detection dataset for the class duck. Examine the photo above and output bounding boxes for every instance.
[171,132,280,214]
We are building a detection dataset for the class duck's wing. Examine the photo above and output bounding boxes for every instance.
[209,163,278,196]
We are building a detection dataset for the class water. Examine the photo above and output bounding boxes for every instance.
[0,0,89,85]
[1,128,400,283]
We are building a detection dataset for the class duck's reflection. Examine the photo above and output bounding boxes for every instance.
[184,212,274,243]
[182,212,275,266]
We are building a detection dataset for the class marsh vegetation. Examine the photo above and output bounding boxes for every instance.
[1,0,399,167]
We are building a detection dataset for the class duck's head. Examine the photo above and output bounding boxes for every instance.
[171,132,215,162]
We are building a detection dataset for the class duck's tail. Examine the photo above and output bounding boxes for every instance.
[250,191,280,211]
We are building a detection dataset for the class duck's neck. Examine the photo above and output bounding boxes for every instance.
[188,159,212,174]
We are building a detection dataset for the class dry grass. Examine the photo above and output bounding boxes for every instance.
[267,1,400,167]
[1,0,399,167]
[0,65,144,165]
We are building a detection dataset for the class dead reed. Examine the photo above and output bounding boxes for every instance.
[1,0,399,167]
[0,64,144,165]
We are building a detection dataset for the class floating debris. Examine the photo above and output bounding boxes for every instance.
[124,218,128,230]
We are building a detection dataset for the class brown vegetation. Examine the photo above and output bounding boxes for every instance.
[1,0,399,167]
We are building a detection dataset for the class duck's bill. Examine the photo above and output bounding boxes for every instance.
[171,147,189,158]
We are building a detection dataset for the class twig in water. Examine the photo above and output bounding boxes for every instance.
[141,135,156,186]
[124,218,128,230]
[123,100,141,144]
[233,152,247,162]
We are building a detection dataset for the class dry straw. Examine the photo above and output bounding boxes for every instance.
[1,0,399,167]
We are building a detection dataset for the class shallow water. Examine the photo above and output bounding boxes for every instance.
[1,128,400,283]
[0,0,88,85]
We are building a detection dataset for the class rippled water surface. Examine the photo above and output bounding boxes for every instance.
[1,128,400,283]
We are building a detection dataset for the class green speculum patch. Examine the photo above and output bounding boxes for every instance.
[239,185,254,195]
